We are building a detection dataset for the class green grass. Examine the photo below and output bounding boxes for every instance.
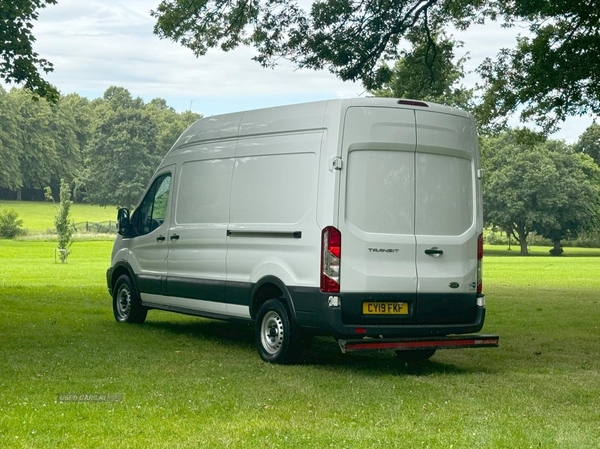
[0,200,117,232]
[1,240,600,448]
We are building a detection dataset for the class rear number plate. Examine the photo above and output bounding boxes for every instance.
[362,302,408,315]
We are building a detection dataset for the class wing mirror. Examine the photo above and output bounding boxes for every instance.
[117,208,131,237]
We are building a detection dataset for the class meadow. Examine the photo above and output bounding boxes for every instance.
[0,200,117,233]
[0,239,599,448]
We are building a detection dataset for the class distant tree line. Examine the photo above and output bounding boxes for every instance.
[0,86,200,208]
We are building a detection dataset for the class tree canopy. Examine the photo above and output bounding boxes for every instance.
[476,1,600,133]
[0,0,59,102]
[152,0,468,91]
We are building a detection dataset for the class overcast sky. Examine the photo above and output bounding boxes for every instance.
[20,0,595,142]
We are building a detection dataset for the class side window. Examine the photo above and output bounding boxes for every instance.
[132,174,171,236]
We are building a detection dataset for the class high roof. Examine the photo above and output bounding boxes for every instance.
[169,98,471,153]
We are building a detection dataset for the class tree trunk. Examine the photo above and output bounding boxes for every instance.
[519,239,529,255]
[551,240,564,256]
[16,188,22,201]
[516,223,529,255]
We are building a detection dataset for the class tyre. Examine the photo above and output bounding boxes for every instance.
[256,299,301,364]
[395,349,436,362]
[112,274,148,324]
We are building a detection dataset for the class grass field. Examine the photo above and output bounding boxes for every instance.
[0,240,599,448]
[0,200,117,232]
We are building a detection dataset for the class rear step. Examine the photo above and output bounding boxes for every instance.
[338,334,499,353]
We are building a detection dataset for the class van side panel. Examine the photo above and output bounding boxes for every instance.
[226,131,323,299]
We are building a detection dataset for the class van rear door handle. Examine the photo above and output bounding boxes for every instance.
[170,234,180,241]
[424,248,443,256]
[156,235,165,242]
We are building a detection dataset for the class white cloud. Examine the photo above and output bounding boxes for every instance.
[32,0,361,116]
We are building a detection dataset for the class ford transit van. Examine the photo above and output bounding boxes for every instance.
[107,98,497,363]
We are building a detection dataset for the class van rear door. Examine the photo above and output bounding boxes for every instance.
[414,111,480,324]
[337,106,417,324]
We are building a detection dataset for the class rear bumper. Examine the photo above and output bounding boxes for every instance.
[291,288,487,339]
[339,334,499,353]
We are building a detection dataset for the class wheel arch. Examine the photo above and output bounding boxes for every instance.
[109,261,139,294]
[250,276,297,322]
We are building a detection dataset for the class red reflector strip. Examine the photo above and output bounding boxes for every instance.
[343,337,499,353]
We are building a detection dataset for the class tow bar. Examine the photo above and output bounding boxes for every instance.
[338,334,499,353]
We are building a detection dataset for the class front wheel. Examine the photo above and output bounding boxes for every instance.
[256,299,301,364]
[112,274,148,324]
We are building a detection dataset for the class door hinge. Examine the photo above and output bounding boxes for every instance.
[332,157,343,170]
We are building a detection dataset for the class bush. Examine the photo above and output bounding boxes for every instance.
[527,233,553,247]
[485,231,508,245]
[562,232,600,248]
[0,209,25,238]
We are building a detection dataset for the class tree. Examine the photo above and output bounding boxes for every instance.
[46,94,91,199]
[144,98,201,155]
[81,87,198,209]
[573,123,600,167]
[372,29,472,110]
[10,88,59,199]
[82,87,161,209]
[0,88,92,200]
[0,87,23,190]
[533,150,600,255]
[0,0,59,102]
[481,130,599,255]
[476,1,600,133]
[45,179,74,262]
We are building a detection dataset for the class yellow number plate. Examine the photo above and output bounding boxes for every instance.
[362,302,408,315]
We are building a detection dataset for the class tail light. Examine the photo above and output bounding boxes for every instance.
[477,233,483,294]
[321,226,341,292]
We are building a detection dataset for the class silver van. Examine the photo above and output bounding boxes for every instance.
[107,98,498,363]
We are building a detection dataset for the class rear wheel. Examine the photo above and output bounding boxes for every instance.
[112,274,148,324]
[256,299,301,364]
[395,349,436,362]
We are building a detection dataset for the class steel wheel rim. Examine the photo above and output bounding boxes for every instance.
[261,310,284,355]
[116,286,131,320]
